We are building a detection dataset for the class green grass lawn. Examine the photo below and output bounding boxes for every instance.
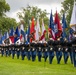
[0,55,76,75]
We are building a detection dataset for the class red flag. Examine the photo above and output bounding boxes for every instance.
[54,11,62,38]
[30,17,35,42]
[9,36,14,44]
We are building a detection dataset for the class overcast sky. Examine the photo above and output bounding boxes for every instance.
[6,0,64,22]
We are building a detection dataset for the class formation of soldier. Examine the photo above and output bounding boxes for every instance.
[0,32,76,68]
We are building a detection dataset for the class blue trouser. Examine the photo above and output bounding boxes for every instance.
[21,50,25,60]
[63,52,69,64]
[17,50,20,59]
[8,50,11,57]
[44,51,48,62]
[49,51,54,64]
[68,47,73,64]
[1,50,4,57]
[38,51,42,62]
[56,51,62,64]
[31,50,36,61]
[27,51,31,60]
[69,52,73,64]
[5,50,8,57]
[73,51,76,67]
[12,50,15,59]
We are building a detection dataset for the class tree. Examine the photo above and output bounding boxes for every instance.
[0,0,10,16]
[0,17,18,34]
[60,0,75,26]
[0,0,18,34]
[17,5,49,29]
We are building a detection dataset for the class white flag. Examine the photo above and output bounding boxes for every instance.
[20,24,25,43]
[35,17,41,41]
[41,19,46,43]
[70,1,76,31]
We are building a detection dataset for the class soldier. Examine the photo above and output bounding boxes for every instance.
[71,31,76,67]
[62,38,69,64]
[67,41,73,64]
[27,43,31,60]
[1,46,4,57]
[5,45,9,57]
[11,44,15,59]
[30,41,36,61]
[43,41,48,62]
[37,41,42,62]
[16,44,21,59]
[21,44,25,60]
[48,37,54,64]
[0,46,1,56]
[8,45,12,57]
[55,36,62,64]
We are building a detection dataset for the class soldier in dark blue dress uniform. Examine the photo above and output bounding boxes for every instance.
[42,41,48,62]
[71,31,76,67]
[30,41,36,61]
[27,44,31,60]
[0,46,1,52]
[55,37,62,64]
[5,45,9,57]
[48,37,54,64]
[67,41,73,64]
[62,38,69,64]
[1,46,4,57]
[8,45,12,57]
[37,42,42,62]
[16,44,21,59]
[20,43,26,60]
[11,44,15,59]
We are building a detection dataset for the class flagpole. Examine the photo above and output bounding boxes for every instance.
[75,0,76,31]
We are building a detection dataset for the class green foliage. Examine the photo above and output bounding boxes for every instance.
[0,17,18,34]
[17,5,49,29]
[0,0,18,34]
[0,56,76,75]
[60,0,75,26]
[0,0,10,16]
